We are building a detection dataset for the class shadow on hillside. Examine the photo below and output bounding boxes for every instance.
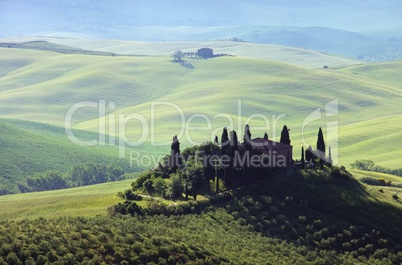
[173,60,195,69]
[214,168,402,253]
[266,168,402,244]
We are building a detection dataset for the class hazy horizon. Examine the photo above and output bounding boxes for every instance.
[1,0,402,39]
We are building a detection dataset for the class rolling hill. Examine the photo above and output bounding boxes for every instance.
[2,0,402,64]
[0,36,360,68]
[0,42,401,263]
[0,119,162,194]
[0,166,402,264]
[1,41,401,169]
[2,2,402,263]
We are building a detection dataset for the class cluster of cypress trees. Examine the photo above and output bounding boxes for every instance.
[301,127,332,169]
[169,125,292,192]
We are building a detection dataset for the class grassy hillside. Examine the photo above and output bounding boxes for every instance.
[351,169,402,207]
[4,24,400,62]
[0,179,132,220]
[0,119,162,194]
[0,46,401,170]
[0,41,117,56]
[0,37,360,69]
[74,58,402,168]
[2,167,401,228]
[1,168,402,264]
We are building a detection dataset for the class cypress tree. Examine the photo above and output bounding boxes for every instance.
[221,128,230,184]
[221,127,229,155]
[317,127,326,156]
[230,130,240,184]
[203,144,214,181]
[171,135,181,172]
[230,130,238,157]
[280,125,291,145]
[243,124,252,144]
[301,147,305,169]
[243,125,253,183]
[214,135,219,145]
[263,132,268,140]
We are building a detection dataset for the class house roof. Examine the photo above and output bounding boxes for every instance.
[248,137,292,151]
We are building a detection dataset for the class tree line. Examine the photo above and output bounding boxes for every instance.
[172,49,232,61]
[18,163,127,193]
[350,159,402,177]
[165,37,245,43]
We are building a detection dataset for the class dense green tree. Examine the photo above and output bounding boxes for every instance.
[24,171,67,192]
[214,158,219,194]
[166,175,184,199]
[280,125,291,145]
[350,160,375,171]
[68,163,124,187]
[153,178,168,197]
[20,163,125,193]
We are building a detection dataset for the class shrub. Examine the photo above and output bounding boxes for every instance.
[330,166,352,180]
[313,219,324,229]
[126,202,144,216]
[6,252,21,265]
[132,172,151,190]
[378,178,386,185]
[118,189,143,201]
[285,196,293,203]
[298,216,307,224]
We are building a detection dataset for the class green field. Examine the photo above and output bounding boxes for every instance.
[2,4,402,264]
[1,41,401,170]
[0,119,163,193]
[1,36,360,68]
[0,179,134,220]
[350,169,402,207]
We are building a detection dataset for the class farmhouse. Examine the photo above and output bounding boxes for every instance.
[248,137,293,167]
[197,48,214,59]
